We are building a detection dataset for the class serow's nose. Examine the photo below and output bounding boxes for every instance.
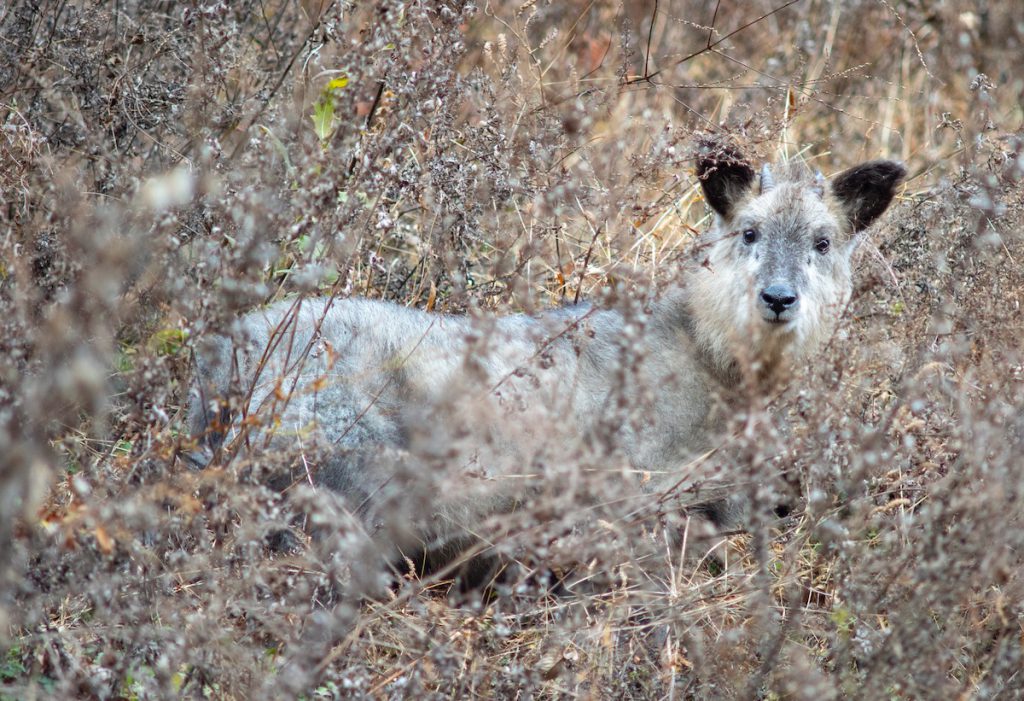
[760,285,798,316]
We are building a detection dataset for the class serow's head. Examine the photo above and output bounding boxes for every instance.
[690,139,905,374]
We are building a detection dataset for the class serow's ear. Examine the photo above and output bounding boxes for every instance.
[831,160,907,232]
[696,140,756,220]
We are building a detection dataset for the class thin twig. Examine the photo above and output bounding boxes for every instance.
[643,0,659,79]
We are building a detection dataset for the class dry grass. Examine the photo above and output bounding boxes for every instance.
[2,0,1024,699]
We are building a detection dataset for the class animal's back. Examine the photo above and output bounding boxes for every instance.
[189,296,607,461]
[193,298,446,455]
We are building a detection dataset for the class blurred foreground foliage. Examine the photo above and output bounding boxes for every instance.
[1,1,1023,698]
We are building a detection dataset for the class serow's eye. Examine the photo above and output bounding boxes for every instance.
[815,237,831,254]
[742,228,759,244]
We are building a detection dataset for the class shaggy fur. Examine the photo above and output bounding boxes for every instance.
[188,140,905,582]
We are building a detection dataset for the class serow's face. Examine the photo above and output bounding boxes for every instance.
[725,182,847,336]
[693,140,906,365]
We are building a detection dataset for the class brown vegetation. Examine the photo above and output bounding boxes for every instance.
[1,1,1023,698]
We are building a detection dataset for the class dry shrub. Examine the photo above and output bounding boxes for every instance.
[1,1,1023,698]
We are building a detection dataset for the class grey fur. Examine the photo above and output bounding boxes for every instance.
[189,141,905,578]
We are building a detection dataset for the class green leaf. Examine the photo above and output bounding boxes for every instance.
[116,343,137,372]
[148,328,188,356]
[311,97,336,142]
[0,646,26,682]
[830,606,855,636]
[310,74,349,143]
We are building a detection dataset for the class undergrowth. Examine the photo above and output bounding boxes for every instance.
[2,1,1023,699]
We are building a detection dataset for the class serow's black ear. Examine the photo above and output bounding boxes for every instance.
[696,140,756,220]
[831,160,907,232]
